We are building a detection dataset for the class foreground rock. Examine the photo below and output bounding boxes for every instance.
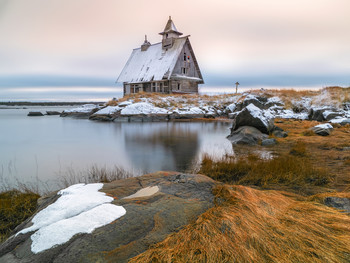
[0,172,215,263]
[324,197,350,213]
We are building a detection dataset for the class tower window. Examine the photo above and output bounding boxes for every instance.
[181,68,187,74]
[177,83,181,90]
[183,52,186,61]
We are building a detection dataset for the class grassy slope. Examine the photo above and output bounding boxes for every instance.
[130,185,350,263]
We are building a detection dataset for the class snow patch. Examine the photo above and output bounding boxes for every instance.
[329,117,350,124]
[174,107,205,115]
[63,104,99,113]
[226,103,236,112]
[245,104,269,126]
[94,106,121,115]
[31,204,125,254]
[314,123,333,129]
[267,96,283,105]
[17,183,126,254]
[121,102,168,115]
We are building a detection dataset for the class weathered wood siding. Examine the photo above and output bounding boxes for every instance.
[172,41,200,79]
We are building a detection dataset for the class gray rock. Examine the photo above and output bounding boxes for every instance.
[311,124,333,136]
[89,115,114,121]
[324,197,350,213]
[27,112,44,116]
[231,104,274,134]
[227,126,268,145]
[60,108,99,118]
[308,107,338,122]
[46,111,61,116]
[261,138,277,146]
[0,172,216,263]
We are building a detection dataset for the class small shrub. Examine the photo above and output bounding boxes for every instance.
[289,141,307,156]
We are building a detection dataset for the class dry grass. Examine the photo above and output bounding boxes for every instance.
[130,184,350,263]
[198,146,330,189]
[271,119,350,191]
[0,190,39,242]
[59,165,136,187]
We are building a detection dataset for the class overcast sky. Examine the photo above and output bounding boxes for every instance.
[0,0,349,87]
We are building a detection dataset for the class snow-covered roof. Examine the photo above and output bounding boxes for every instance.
[117,37,188,84]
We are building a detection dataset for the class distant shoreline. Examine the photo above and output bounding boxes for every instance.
[0,101,104,106]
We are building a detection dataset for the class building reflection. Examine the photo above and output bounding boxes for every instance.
[123,123,199,172]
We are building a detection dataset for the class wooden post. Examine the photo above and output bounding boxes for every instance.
[235,82,240,94]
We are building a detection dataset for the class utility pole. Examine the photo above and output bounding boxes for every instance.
[235,82,240,94]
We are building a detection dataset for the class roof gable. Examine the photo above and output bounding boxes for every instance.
[117,37,187,83]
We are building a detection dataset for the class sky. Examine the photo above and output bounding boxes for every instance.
[0,0,349,89]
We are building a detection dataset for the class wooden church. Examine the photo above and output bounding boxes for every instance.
[117,17,204,95]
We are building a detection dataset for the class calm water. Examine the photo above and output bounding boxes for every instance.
[0,106,233,191]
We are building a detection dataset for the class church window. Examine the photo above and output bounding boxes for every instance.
[184,52,187,61]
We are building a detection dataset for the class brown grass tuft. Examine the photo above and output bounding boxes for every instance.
[0,190,39,242]
[130,185,350,263]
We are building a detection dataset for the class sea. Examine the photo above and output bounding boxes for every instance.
[0,85,321,192]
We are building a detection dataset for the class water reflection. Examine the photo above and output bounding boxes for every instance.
[124,123,199,172]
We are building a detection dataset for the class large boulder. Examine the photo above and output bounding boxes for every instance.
[227,126,268,145]
[308,107,339,122]
[311,123,333,136]
[0,172,216,263]
[231,104,274,134]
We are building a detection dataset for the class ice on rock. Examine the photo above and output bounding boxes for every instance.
[17,183,126,254]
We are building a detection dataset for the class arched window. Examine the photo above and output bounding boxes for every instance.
[184,52,187,61]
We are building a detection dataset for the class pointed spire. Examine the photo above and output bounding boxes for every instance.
[141,34,151,51]
[159,16,183,36]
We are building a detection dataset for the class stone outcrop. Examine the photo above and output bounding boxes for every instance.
[0,172,216,263]
[231,104,275,134]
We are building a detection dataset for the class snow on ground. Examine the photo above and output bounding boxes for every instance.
[121,102,168,115]
[226,103,236,112]
[94,106,121,115]
[267,96,284,105]
[173,107,205,115]
[329,117,350,124]
[63,104,99,113]
[17,183,126,254]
